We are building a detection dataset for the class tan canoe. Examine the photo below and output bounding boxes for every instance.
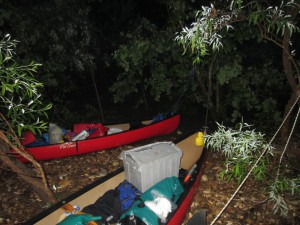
[26,131,206,225]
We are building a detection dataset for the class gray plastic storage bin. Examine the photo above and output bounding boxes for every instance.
[120,142,183,192]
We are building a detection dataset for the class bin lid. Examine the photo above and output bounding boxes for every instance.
[122,142,182,165]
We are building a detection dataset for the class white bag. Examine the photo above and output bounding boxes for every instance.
[48,123,64,144]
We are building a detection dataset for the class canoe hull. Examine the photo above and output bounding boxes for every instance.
[16,114,180,162]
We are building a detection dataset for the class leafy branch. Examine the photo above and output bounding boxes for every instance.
[176,0,300,69]
[205,122,273,183]
[269,176,300,217]
[175,4,233,64]
[0,35,51,137]
[0,34,55,203]
[249,1,300,80]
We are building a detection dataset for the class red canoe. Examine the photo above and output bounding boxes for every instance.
[25,131,207,225]
[16,114,180,162]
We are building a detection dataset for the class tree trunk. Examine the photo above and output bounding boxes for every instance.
[281,87,300,140]
[280,4,300,140]
[0,141,56,204]
[142,86,149,111]
[195,68,218,121]
[89,61,105,123]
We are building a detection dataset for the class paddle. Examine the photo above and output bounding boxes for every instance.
[186,209,207,225]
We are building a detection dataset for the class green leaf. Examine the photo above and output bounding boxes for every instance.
[1,84,6,95]
[227,172,234,182]
[17,125,21,137]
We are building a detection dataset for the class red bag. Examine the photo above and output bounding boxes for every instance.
[73,123,108,138]
[21,130,36,146]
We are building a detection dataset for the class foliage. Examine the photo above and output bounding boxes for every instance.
[0,34,51,137]
[173,0,299,127]
[205,122,273,184]
[206,121,300,217]
[248,1,300,36]
[0,34,56,205]
[183,40,287,127]
[110,0,296,126]
[269,176,300,217]
[176,0,299,64]
[111,18,192,109]
[175,3,233,64]
[222,60,286,125]
[0,0,102,124]
[0,0,298,127]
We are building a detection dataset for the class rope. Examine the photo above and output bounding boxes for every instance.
[210,94,300,225]
[203,104,209,133]
[275,104,300,180]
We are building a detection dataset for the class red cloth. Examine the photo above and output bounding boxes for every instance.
[73,123,108,138]
[21,130,36,146]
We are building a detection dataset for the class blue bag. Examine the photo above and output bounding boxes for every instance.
[117,180,142,212]
[151,113,166,123]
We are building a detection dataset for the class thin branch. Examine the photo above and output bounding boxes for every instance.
[0,113,49,188]
[257,23,300,81]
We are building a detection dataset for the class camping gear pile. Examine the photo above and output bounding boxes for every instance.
[21,122,109,147]
[58,142,186,225]
[24,131,206,225]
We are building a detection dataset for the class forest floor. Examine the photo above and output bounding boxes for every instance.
[0,116,299,225]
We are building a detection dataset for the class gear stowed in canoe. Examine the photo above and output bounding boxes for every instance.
[14,113,180,162]
[25,131,207,225]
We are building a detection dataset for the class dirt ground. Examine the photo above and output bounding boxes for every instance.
[0,127,299,225]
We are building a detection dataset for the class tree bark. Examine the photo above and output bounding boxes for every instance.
[195,68,218,121]
[0,140,56,204]
[280,3,300,140]
[89,60,105,123]
[281,87,300,140]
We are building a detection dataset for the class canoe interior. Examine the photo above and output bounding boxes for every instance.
[105,119,152,130]
[30,132,204,225]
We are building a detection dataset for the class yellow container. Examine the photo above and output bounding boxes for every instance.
[195,132,204,146]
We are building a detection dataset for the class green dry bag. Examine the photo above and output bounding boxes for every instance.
[119,176,184,225]
[57,214,102,225]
